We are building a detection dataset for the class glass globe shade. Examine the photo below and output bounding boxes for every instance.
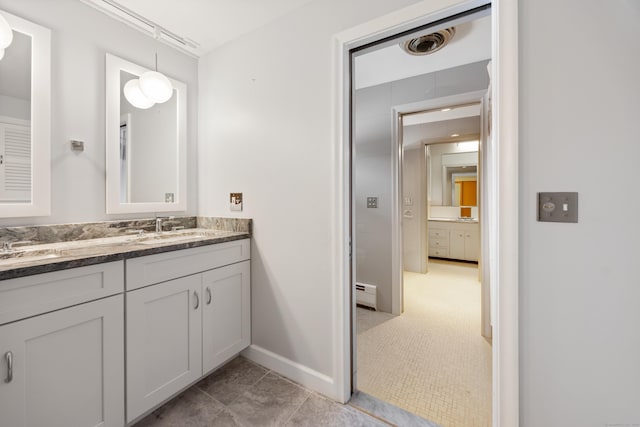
[139,71,173,103]
[0,14,13,50]
[0,49,4,61]
[123,79,155,109]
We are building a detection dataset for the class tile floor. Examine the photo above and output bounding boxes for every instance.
[135,356,391,427]
[356,260,492,427]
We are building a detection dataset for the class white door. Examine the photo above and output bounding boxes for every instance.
[126,274,202,422]
[202,261,250,375]
[0,295,124,427]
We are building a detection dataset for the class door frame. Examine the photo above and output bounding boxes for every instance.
[391,90,488,316]
[331,0,518,426]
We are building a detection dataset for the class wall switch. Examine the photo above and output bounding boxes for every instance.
[367,197,378,208]
[230,193,243,211]
[537,192,578,223]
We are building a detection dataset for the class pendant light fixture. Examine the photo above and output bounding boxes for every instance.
[139,53,173,103]
[0,12,14,56]
[122,52,173,109]
[124,78,155,109]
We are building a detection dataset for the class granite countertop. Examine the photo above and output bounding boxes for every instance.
[428,217,479,224]
[0,228,250,281]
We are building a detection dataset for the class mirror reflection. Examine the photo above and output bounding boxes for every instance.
[105,53,186,214]
[428,141,479,207]
[0,30,31,203]
[119,70,177,204]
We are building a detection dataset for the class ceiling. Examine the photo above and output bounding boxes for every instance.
[92,0,315,56]
[354,15,491,89]
[403,116,480,149]
[402,104,482,149]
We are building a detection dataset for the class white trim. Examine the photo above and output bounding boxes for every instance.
[241,345,336,397]
[492,0,519,425]
[391,111,403,315]
[331,1,519,425]
[0,11,51,218]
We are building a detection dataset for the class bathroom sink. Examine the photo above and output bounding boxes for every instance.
[136,229,230,245]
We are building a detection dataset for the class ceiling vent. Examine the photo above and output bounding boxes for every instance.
[401,28,456,56]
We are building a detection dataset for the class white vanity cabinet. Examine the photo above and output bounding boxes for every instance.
[125,239,251,423]
[0,262,125,427]
[126,274,203,422]
[202,261,251,374]
[429,221,479,262]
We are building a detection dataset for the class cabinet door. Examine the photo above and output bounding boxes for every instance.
[450,230,466,260]
[464,229,480,261]
[0,295,124,427]
[126,274,202,423]
[202,261,251,375]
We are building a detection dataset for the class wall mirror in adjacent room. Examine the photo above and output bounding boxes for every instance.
[105,53,186,214]
[441,149,478,207]
[0,10,51,217]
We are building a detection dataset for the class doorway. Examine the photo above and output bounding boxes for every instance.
[336,0,518,425]
[354,81,492,426]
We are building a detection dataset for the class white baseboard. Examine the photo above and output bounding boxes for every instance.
[241,344,337,399]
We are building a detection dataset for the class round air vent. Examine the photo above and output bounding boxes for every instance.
[402,28,456,56]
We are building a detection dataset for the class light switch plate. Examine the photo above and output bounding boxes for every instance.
[367,197,378,208]
[537,192,578,223]
[230,193,243,211]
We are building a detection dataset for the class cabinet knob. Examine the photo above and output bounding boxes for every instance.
[4,351,12,383]
[206,287,212,305]
[193,291,200,310]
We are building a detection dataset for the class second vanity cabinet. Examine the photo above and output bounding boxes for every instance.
[429,220,479,262]
[125,239,251,423]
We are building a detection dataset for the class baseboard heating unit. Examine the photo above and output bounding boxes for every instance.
[355,282,377,310]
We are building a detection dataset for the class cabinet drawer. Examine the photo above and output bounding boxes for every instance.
[429,237,448,248]
[429,247,449,258]
[429,229,449,239]
[126,239,250,291]
[0,261,124,326]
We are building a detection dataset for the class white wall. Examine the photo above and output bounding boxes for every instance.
[519,0,640,425]
[198,0,432,383]
[355,61,488,312]
[0,0,198,226]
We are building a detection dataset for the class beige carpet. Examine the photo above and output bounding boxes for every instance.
[356,260,492,427]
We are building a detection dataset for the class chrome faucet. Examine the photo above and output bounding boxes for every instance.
[155,216,174,233]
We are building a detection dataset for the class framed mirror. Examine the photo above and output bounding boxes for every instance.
[0,10,51,217]
[427,141,479,208]
[105,53,186,214]
[441,150,478,206]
